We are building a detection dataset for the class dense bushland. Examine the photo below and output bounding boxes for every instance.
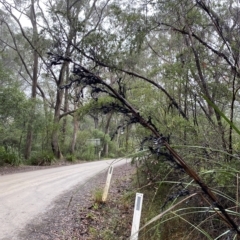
[1,0,240,238]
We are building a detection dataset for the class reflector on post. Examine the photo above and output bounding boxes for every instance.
[130,193,143,240]
[102,165,114,202]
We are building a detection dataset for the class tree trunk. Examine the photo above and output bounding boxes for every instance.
[61,88,69,148]
[70,113,79,155]
[24,0,38,159]
[229,73,237,160]
[125,124,129,152]
[51,60,69,159]
[103,112,113,157]
[51,88,64,159]
[94,114,99,129]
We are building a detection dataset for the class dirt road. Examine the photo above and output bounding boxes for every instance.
[0,159,129,240]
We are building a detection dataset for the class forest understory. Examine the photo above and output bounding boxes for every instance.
[1,0,240,239]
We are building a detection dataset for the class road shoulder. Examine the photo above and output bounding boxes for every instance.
[17,163,135,240]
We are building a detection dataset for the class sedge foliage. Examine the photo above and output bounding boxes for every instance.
[132,143,240,240]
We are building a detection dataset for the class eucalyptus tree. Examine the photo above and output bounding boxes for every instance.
[42,0,111,158]
[47,46,240,236]
[145,0,240,155]
[46,1,240,237]
[0,0,112,159]
[0,0,49,159]
[94,0,240,156]
[70,0,191,150]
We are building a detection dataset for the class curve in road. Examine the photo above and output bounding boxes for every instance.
[0,158,129,240]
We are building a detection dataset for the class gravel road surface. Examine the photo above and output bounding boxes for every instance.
[0,158,129,240]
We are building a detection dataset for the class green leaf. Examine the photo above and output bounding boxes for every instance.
[202,95,240,136]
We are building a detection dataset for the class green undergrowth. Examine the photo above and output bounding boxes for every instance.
[86,154,237,239]
[132,152,240,240]
[0,146,23,166]
[87,170,136,239]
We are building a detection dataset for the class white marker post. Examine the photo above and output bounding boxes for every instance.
[131,193,144,240]
[102,165,114,202]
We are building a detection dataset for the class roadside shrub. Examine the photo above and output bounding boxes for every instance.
[77,145,96,161]
[30,151,55,166]
[65,153,77,162]
[92,188,104,204]
[0,146,22,166]
[108,153,116,158]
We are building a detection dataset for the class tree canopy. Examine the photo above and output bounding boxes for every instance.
[1,0,240,238]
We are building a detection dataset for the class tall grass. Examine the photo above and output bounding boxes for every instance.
[132,145,240,239]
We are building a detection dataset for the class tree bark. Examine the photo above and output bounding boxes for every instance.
[61,88,69,148]
[103,112,113,157]
[51,57,70,159]
[51,88,64,159]
[70,113,79,155]
[24,0,38,159]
